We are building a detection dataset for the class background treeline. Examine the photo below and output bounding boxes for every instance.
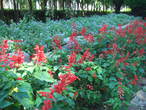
[0,0,146,23]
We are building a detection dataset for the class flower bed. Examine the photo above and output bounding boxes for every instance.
[0,18,146,110]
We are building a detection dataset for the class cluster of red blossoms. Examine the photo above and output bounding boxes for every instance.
[68,49,94,66]
[0,40,24,68]
[53,36,62,49]
[33,45,47,63]
[39,72,79,110]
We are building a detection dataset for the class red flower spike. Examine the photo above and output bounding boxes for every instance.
[99,25,108,33]
[80,27,86,35]
[68,52,77,66]
[53,36,62,49]
[134,75,138,81]
[113,43,118,49]
[33,45,47,63]
[139,48,145,56]
[16,77,23,80]
[42,100,52,110]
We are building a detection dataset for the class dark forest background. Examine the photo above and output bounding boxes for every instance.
[0,0,146,23]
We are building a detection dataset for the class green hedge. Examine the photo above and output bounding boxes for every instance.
[0,10,109,23]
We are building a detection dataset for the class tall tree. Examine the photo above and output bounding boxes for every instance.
[0,0,3,10]
[41,0,48,10]
[28,0,33,11]
[112,0,124,13]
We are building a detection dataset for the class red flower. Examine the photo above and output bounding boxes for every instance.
[113,43,118,49]
[85,67,92,71]
[9,50,24,68]
[132,62,138,66]
[74,91,78,97]
[80,27,86,35]
[68,52,77,66]
[33,45,47,63]
[131,80,137,85]
[84,34,94,42]
[139,48,145,56]
[53,36,62,49]
[92,73,97,78]
[54,82,66,94]
[42,100,52,110]
[16,77,23,80]
[124,62,129,66]
[99,25,108,33]
[59,73,79,86]
[87,84,94,90]
[82,49,91,60]
[70,32,77,42]
[134,75,138,81]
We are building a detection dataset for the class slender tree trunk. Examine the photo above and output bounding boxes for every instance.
[66,0,71,8]
[0,0,4,20]
[113,0,124,13]
[41,0,47,10]
[28,0,33,11]
[53,0,57,10]
[0,0,3,9]
[13,0,17,11]
[59,0,64,10]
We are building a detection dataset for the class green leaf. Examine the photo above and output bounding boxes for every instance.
[35,95,42,107]
[0,100,13,109]
[12,92,33,109]
[65,98,75,107]
[109,82,118,89]
[54,93,65,101]
[33,71,54,82]
[0,91,9,102]
[12,82,34,109]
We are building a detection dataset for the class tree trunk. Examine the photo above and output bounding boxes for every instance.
[113,0,124,13]
[41,0,48,10]
[53,0,57,10]
[0,0,3,20]
[59,0,64,10]
[28,0,33,11]
[0,0,3,9]
[66,0,71,8]
[13,0,17,11]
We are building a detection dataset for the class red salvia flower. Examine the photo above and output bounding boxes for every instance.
[53,36,62,49]
[9,49,24,68]
[139,48,145,56]
[68,52,77,66]
[82,49,91,60]
[85,67,92,71]
[42,100,52,110]
[131,79,137,85]
[84,34,94,42]
[80,27,87,35]
[16,77,23,80]
[113,43,118,49]
[99,25,108,33]
[134,75,138,81]
[70,32,77,42]
[33,45,47,63]
[92,73,97,78]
